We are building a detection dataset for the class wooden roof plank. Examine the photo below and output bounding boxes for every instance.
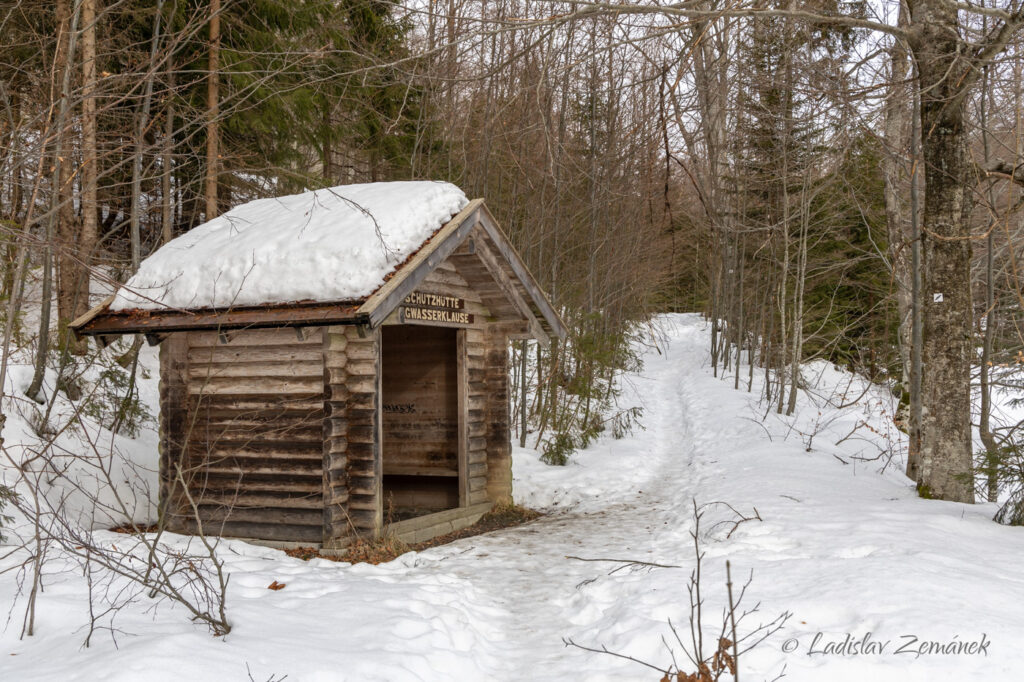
[72,301,364,336]
[475,205,567,340]
[68,294,115,334]
[358,199,484,327]
[468,231,550,348]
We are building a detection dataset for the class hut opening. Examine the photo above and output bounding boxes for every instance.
[70,181,566,555]
[381,325,460,521]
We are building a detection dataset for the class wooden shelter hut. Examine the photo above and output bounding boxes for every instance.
[71,182,565,554]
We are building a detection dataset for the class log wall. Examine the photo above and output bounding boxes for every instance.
[165,328,326,543]
[323,325,381,547]
[465,326,490,505]
[484,326,513,504]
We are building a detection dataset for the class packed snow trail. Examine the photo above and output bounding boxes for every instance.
[4,314,1024,681]
[405,321,712,680]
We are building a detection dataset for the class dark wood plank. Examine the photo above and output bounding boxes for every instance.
[359,200,484,327]
[75,301,364,336]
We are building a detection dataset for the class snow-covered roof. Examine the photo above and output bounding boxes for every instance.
[110,181,469,312]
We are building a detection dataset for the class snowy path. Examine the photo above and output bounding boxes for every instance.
[415,325,708,679]
[5,315,1024,681]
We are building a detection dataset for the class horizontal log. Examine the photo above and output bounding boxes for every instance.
[347,480,377,496]
[197,428,323,444]
[190,408,323,424]
[192,506,323,527]
[196,478,322,495]
[340,394,377,411]
[346,425,377,444]
[325,467,348,484]
[197,467,323,481]
[344,343,379,361]
[186,469,321,487]
[324,418,348,439]
[324,437,348,456]
[323,365,348,384]
[345,377,377,394]
[190,411,324,427]
[196,410,323,425]
[346,442,375,460]
[191,492,323,509]
[192,440,322,457]
[421,269,478,292]
[188,361,323,379]
[188,346,324,365]
[190,396,323,413]
[344,360,378,378]
[176,518,323,543]
[384,502,493,544]
[347,498,379,511]
[187,377,323,396]
[324,496,349,514]
[347,460,376,477]
[383,465,458,477]
[187,453,322,470]
[324,333,348,352]
[346,509,378,533]
[324,384,350,403]
[188,329,323,347]
[382,431,457,443]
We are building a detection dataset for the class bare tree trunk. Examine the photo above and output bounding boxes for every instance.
[519,340,528,448]
[913,0,975,502]
[882,10,912,403]
[204,0,221,220]
[54,0,83,352]
[786,187,808,416]
[734,241,745,391]
[162,53,175,244]
[906,81,924,481]
[978,57,1000,504]
[130,0,164,271]
[30,0,81,400]
[74,0,98,353]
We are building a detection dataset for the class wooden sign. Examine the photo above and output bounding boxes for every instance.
[400,292,474,325]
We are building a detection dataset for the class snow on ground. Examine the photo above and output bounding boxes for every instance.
[3,313,1024,681]
[110,181,468,311]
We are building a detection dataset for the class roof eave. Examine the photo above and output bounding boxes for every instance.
[71,300,367,337]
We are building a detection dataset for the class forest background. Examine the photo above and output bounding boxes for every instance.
[3,0,1024,517]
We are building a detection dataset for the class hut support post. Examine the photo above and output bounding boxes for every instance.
[323,324,382,551]
[485,327,513,504]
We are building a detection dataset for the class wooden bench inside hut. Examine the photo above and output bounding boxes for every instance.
[70,181,565,555]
